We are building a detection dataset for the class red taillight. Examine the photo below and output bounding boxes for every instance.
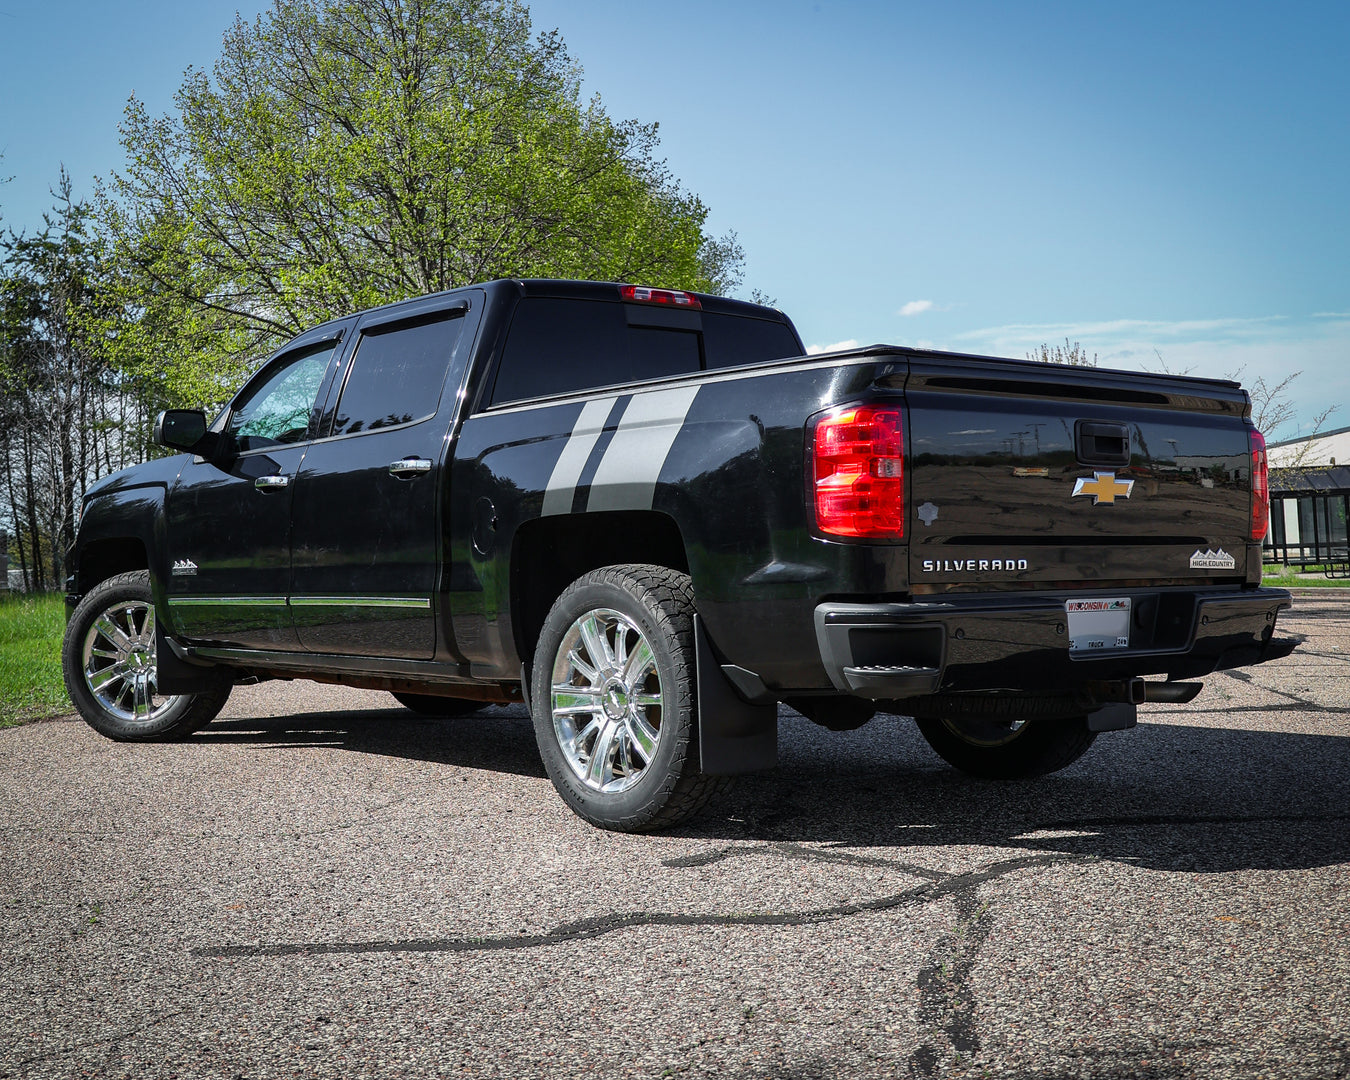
[1250,427,1270,541]
[812,404,906,539]
[618,284,702,309]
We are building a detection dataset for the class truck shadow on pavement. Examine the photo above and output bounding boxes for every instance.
[198,705,1350,875]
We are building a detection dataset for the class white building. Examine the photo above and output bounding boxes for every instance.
[1267,424,1350,468]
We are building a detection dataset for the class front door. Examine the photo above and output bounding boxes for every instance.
[163,331,346,649]
[288,294,478,657]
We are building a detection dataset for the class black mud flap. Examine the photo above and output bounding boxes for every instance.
[156,623,224,694]
[694,616,777,775]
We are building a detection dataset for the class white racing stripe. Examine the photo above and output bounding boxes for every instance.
[541,397,618,516]
[587,385,701,513]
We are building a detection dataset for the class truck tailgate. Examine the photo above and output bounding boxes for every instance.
[902,355,1256,591]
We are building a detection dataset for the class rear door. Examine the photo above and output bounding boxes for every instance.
[287,292,481,658]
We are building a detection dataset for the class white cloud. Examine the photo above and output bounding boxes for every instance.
[806,339,860,355]
[899,300,934,317]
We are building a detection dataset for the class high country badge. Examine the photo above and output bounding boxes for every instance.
[1071,471,1134,505]
[172,559,198,576]
[1189,548,1236,570]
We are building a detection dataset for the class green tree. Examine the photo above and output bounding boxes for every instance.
[102,0,743,405]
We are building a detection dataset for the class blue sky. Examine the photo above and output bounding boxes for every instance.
[2,1,1347,437]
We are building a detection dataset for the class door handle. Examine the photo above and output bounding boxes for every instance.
[388,458,433,479]
[254,475,290,492]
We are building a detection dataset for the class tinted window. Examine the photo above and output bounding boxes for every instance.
[331,313,465,436]
[226,343,335,451]
[492,299,700,405]
[702,312,801,370]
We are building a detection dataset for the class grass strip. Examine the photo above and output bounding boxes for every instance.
[0,593,70,727]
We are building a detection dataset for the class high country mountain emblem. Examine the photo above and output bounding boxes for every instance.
[1071,471,1134,505]
[172,559,198,576]
[1189,548,1236,570]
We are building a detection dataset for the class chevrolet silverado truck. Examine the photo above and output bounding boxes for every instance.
[62,279,1295,830]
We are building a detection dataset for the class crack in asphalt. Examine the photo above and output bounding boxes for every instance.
[909,883,992,1078]
[190,852,1086,959]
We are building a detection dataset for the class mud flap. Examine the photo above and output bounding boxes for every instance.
[156,623,224,694]
[695,616,777,775]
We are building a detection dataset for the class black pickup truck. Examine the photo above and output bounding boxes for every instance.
[63,279,1294,830]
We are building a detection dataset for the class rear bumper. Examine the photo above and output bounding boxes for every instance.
[814,586,1294,699]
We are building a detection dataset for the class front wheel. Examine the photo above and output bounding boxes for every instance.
[62,571,232,741]
[531,564,727,832]
[914,713,1097,779]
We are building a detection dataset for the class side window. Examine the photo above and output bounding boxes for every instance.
[226,343,335,451]
[491,298,701,405]
[329,313,465,437]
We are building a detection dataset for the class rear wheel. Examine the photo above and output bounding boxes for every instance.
[531,564,726,832]
[62,571,231,741]
[391,692,488,717]
[914,713,1097,779]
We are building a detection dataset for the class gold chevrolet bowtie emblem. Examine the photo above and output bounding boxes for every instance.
[1072,470,1134,505]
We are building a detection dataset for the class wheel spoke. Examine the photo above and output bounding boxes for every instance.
[94,614,133,653]
[626,714,658,761]
[579,615,615,674]
[141,606,156,646]
[132,674,151,718]
[621,637,654,688]
[87,666,125,695]
[569,717,601,758]
[566,649,599,684]
[633,693,662,708]
[586,720,618,787]
[90,648,120,661]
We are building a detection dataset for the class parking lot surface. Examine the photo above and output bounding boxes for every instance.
[2,593,1347,1079]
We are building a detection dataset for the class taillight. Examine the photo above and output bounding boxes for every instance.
[812,404,906,539]
[618,284,702,309]
[1250,427,1269,541]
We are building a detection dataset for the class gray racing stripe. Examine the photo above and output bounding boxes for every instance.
[541,397,618,516]
[586,385,700,513]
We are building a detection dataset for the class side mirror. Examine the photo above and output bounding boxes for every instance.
[154,410,209,453]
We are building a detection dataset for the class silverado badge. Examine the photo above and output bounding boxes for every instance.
[171,559,198,576]
[1072,471,1134,505]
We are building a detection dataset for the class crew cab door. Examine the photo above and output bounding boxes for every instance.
[287,293,480,658]
[164,327,348,649]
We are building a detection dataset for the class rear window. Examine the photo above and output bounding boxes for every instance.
[702,312,801,370]
[491,299,699,405]
[490,298,801,405]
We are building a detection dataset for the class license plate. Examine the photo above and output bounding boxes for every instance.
[1066,597,1131,652]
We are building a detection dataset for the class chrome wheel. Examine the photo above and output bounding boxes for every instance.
[81,600,180,724]
[551,607,664,794]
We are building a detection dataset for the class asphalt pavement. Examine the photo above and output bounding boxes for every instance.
[1,593,1347,1079]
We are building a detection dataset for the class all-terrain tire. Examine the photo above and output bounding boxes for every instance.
[915,714,1098,779]
[531,564,729,832]
[62,571,232,741]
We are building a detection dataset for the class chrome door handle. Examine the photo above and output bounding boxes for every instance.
[254,475,290,492]
[388,458,433,479]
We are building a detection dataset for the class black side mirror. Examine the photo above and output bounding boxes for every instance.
[154,410,209,453]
